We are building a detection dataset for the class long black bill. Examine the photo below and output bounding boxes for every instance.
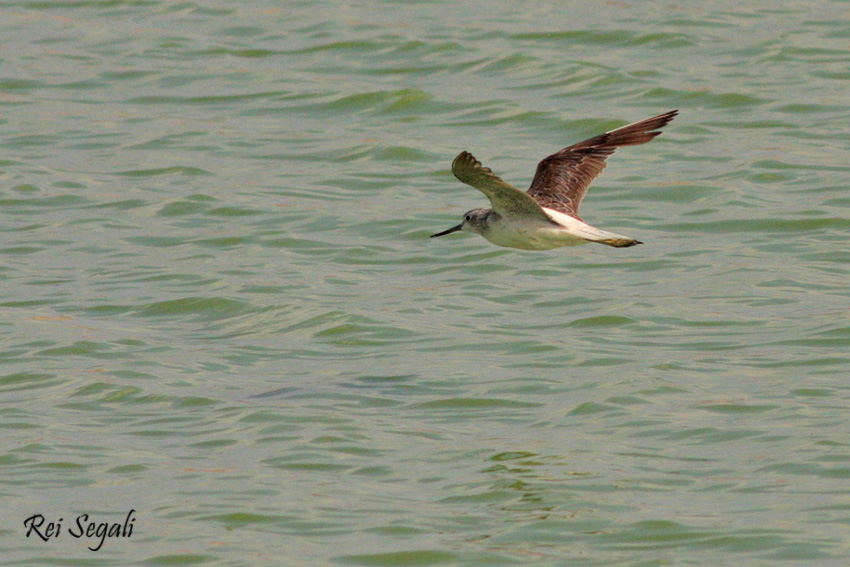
[430,224,463,238]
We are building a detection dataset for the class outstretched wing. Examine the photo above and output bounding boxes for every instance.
[452,151,554,222]
[526,110,677,219]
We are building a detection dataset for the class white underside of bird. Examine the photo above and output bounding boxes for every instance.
[479,207,637,251]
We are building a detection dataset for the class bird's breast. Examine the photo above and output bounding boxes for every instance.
[481,213,588,250]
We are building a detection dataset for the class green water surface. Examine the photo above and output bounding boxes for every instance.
[2,1,849,566]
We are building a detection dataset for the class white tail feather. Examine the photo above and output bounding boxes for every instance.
[543,208,641,248]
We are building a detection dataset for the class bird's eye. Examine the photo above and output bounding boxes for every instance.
[464,214,471,221]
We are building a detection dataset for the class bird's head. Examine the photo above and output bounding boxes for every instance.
[431,208,491,238]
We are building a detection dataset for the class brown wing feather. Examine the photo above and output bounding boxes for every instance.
[527,110,677,219]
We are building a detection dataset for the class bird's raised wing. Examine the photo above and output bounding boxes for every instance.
[526,110,677,219]
[452,151,553,222]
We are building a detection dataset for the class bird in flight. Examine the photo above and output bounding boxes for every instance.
[431,110,677,250]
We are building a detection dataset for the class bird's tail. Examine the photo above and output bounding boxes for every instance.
[556,214,642,248]
[596,235,642,248]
